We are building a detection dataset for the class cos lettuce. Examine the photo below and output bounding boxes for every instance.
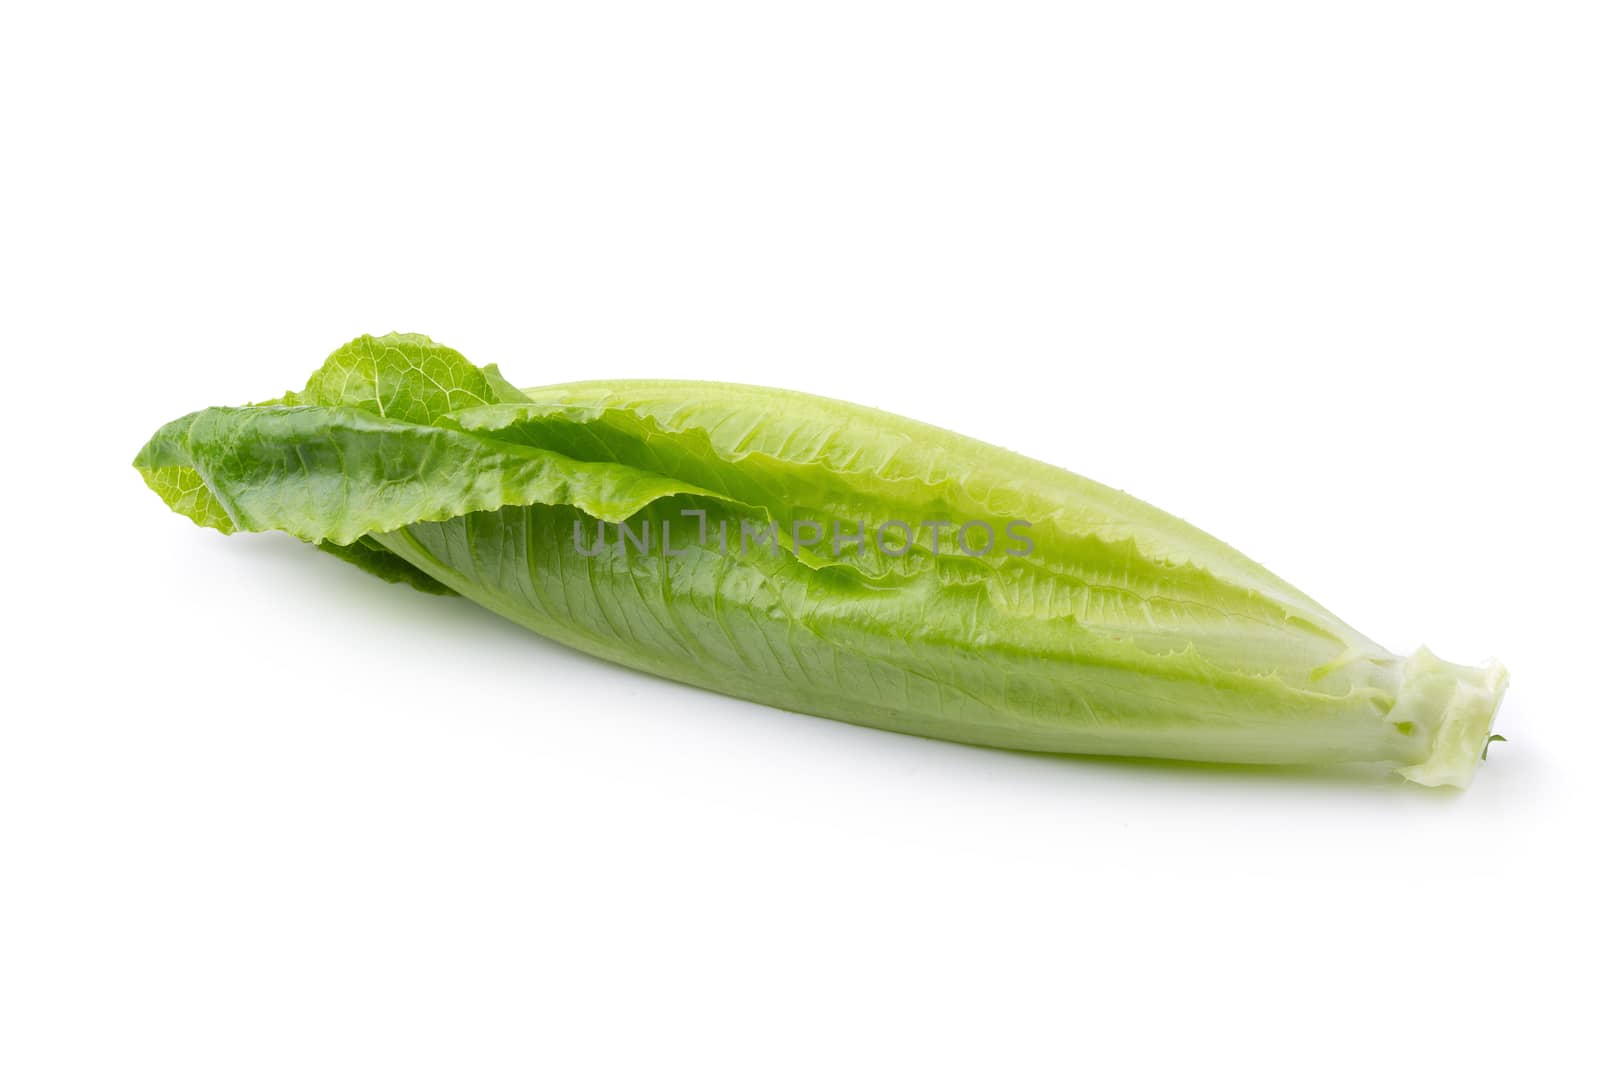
[135,333,1508,787]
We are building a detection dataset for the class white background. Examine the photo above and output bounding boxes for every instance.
[3,3,1596,1064]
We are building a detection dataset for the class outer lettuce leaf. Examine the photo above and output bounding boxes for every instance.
[134,404,717,545]
[315,537,457,595]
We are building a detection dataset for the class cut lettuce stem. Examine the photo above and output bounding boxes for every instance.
[1391,651,1510,787]
[134,333,1510,788]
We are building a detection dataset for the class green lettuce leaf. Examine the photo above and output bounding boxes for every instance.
[134,333,1509,787]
